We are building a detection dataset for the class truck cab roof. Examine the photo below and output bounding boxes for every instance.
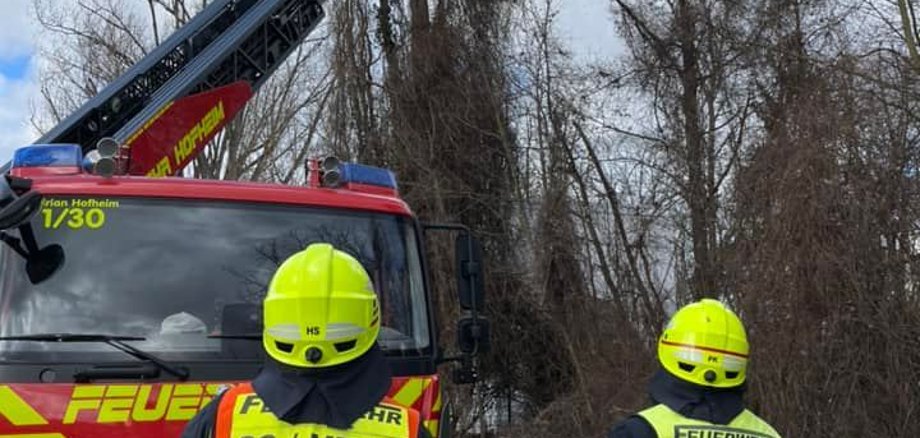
[27,174,414,217]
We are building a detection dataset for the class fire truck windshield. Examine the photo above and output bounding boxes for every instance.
[0,196,431,364]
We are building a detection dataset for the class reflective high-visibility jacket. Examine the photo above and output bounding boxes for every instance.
[637,404,781,438]
[213,383,422,438]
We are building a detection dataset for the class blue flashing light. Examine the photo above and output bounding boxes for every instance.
[340,163,398,189]
[12,144,83,168]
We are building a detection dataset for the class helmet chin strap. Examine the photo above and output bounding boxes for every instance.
[703,369,717,383]
[306,347,323,364]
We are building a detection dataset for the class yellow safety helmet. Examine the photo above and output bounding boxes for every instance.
[262,243,380,368]
[657,298,749,388]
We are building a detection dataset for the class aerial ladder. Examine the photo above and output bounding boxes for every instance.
[6,0,325,176]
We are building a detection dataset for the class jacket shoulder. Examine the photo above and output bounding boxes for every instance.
[180,391,225,438]
[738,409,781,437]
[608,415,656,438]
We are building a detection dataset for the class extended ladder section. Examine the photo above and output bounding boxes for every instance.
[34,0,324,153]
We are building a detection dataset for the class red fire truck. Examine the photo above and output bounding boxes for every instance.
[0,1,489,437]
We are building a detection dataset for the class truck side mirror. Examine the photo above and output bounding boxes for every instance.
[0,175,13,210]
[25,244,65,284]
[455,232,484,311]
[422,223,490,385]
[0,190,42,230]
[457,315,490,355]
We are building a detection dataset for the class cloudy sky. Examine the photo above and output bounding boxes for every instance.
[0,0,621,161]
[560,0,623,60]
[0,0,38,160]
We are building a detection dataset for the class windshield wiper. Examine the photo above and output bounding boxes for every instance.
[0,333,189,380]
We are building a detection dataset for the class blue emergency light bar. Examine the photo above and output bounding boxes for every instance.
[12,144,83,168]
[339,163,397,189]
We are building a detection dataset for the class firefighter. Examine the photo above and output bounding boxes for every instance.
[181,243,429,438]
[608,299,781,438]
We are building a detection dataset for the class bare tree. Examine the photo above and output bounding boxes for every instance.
[609,0,755,301]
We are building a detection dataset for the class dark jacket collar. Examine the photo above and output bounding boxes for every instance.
[251,344,392,429]
[648,368,745,425]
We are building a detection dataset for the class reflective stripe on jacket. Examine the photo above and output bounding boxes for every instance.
[637,403,781,438]
[214,383,421,438]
